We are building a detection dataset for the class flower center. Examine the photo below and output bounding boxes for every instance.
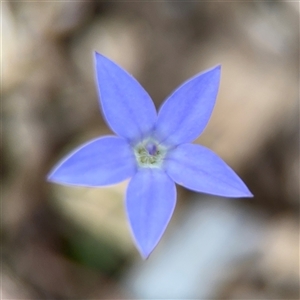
[134,139,166,168]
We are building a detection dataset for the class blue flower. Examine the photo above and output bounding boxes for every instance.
[48,53,253,258]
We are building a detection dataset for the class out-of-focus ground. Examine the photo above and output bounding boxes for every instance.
[1,1,299,299]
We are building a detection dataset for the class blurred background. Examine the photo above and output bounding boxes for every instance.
[2,1,299,299]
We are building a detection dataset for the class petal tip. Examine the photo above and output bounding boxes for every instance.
[138,246,153,260]
[140,251,151,260]
[94,52,111,66]
[244,190,254,198]
[94,51,100,60]
[211,64,221,76]
[232,186,254,198]
[46,174,53,182]
[46,168,61,184]
[237,182,254,198]
[94,51,105,64]
[46,169,56,181]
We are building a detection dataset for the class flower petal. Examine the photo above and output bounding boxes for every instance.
[154,65,221,146]
[165,144,253,197]
[126,169,176,258]
[48,136,136,186]
[95,53,157,143]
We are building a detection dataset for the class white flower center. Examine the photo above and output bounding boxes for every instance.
[134,139,167,168]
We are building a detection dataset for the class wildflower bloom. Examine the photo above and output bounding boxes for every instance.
[48,53,253,258]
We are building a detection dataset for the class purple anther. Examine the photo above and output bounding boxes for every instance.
[146,142,157,156]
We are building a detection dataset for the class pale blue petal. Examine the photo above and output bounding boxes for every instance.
[165,144,253,197]
[95,53,157,143]
[126,169,176,258]
[154,65,221,146]
[48,136,136,186]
